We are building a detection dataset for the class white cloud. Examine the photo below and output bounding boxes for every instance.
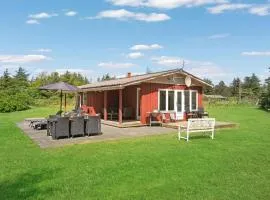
[249,5,270,16]
[209,33,230,39]
[56,68,93,78]
[107,1,270,17]
[0,55,50,64]
[29,12,58,19]
[98,62,136,68]
[152,55,230,83]
[152,56,185,67]
[0,65,19,68]
[26,19,40,24]
[130,44,163,50]
[241,51,270,56]
[65,11,77,16]
[56,68,93,74]
[127,52,144,59]
[108,0,228,9]
[207,3,252,14]
[89,9,170,22]
[188,65,229,80]
[34,49,52,53]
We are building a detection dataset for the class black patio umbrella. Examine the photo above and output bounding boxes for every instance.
[39,82,78,113]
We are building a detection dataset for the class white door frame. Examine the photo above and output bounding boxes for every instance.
[136,88,141,120]
[175,90,185,120]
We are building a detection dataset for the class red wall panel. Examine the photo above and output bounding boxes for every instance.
[140,83,203,124]
[87,91,104,114]
[123,86,138,119]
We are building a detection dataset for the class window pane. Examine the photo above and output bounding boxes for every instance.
[177,92,182,112]
[191,91,197,110]
[184,91,190,112]
[168,91,174,111]
[159,91,166,111]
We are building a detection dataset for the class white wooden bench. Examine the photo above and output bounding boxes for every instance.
[178,118,216,142]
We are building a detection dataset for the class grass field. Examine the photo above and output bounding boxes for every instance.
[0,106,270,199]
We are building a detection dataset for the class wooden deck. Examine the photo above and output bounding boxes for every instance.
[101,119,238,129]
[101,120,144,128]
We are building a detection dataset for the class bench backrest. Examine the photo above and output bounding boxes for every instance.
[187,118,215,131]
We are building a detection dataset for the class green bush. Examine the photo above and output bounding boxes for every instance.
[260,92,270,110]
[0,92,32,113]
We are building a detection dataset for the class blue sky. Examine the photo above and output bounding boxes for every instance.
[0,0,270,84]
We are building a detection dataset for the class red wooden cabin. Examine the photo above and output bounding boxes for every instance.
[78,69,212,126]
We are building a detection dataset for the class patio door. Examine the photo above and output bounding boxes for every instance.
[175,91,184,120]
[136,88,141,120]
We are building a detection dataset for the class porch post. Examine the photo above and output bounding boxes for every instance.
[118,89,123,124]
[104,91,108,121]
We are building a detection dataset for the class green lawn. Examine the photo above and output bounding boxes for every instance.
[0,106,269,200]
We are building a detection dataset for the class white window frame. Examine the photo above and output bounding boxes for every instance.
[175,90,185,113]
[158,89,185,113]
[158,89,198,113]
[158,89,167,111]
[190,90,198,111]
[167,89,175,111]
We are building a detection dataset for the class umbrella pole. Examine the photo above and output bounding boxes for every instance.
[64,93,67,112]
[60,90,63,114]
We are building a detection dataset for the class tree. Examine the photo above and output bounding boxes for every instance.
[0,67,91,113]
[242,73,261,97]
[230,78,241,97]
[214,81,231,97]
[97,73,115,82]
[61,71,71,83]
[49,72,60,83]
[250,73,261,96]
[0,69,12,89]
[260,68,270,110]
[13,67,29,88]
[203,78,214,95]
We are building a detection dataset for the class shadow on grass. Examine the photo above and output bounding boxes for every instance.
[257,107,270,112]
[180,134,214,141]
[0,169,58,200]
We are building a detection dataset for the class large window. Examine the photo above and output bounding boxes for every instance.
[159,90,166,111]
[159,89,198,113]
[177,92,182,112]
[168,91,174,111]
[184,91,190,112]
[191,91,198,110]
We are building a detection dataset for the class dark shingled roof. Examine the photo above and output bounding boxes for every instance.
[79,68,213,91]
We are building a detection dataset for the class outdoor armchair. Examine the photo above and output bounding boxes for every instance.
[50,117,70,139]
[198,107,209,118]
[70,116,85,137]
[169,112,176,122]
[47,115,59,136]
[161,113,170,123]
[108,107,118,120]
[85,115,101,136]
[123,107,132,119]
